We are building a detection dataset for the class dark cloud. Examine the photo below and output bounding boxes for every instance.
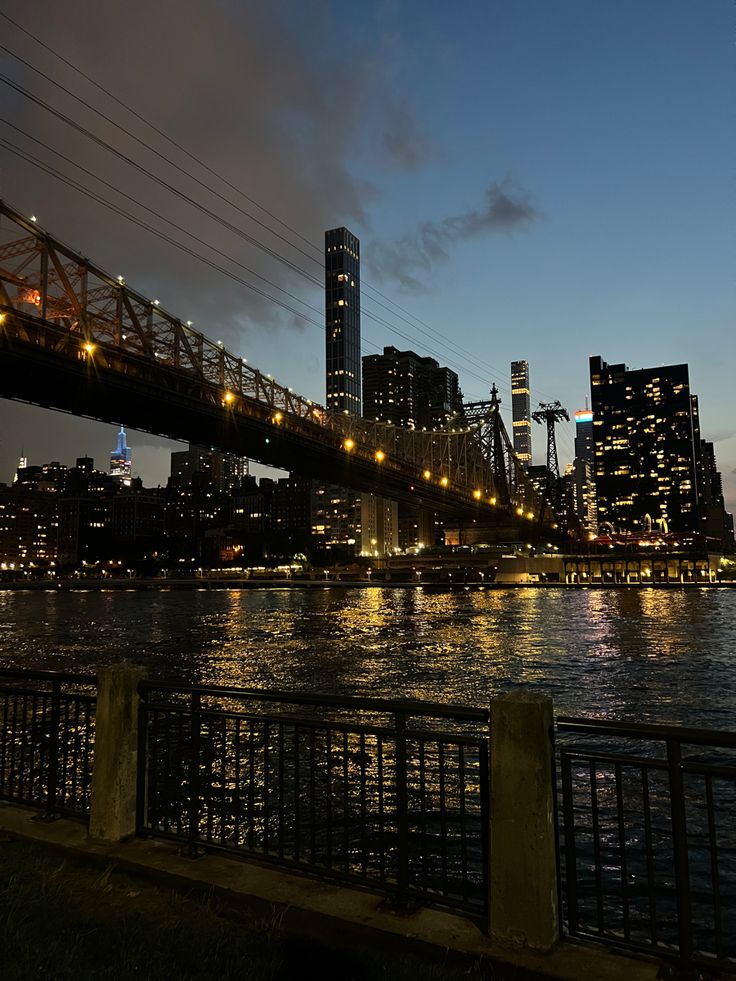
[382,104,437,171]
[0,0,431,343]
[367,179,539,289]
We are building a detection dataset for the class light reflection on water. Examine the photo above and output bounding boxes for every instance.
[0,587,735,726]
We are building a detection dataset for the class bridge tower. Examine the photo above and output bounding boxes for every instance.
[531,400,570,518]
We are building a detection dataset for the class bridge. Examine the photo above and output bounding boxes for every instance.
[0,201,558,534]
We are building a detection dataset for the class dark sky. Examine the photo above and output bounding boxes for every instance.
[1,1,734,503]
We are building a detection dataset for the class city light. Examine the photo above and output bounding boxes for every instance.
[374,450,385,463]
[343,438,355,452]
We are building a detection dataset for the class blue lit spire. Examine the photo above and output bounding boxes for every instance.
[110,425,132,482]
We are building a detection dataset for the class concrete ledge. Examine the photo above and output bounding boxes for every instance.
[0,803,661,981]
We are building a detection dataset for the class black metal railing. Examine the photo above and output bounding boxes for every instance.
[137,683,489,916]
[0,669,96,820]
[557,716,736,973]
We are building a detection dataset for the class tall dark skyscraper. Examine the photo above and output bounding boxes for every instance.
[325,227,361,416]
[589,356,702,533]
[511,360,532,464]
[362,346,461,428]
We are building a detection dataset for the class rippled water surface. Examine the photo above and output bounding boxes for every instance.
[1,587,735,726]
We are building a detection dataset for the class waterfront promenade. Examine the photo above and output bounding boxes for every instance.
[3,665,711,980]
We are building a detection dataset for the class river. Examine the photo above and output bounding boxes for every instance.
[1,586,735,727]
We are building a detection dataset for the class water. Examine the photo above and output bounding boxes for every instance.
[1,586,735,727]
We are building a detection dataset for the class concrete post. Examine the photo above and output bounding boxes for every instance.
[89,663,147,842]
[489,690,558,952]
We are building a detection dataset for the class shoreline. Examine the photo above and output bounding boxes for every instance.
[0,578,734,591]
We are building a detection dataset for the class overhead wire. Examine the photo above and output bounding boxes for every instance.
[0,34,521,399]
[0,19,575,435]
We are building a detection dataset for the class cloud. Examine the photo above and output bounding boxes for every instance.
[0,0,434,340]
[382,104,437,171]
[368,179,539,289]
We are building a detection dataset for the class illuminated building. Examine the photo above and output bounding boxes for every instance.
[12,453,27,484]
[0,485,59,564]
[362,346,461,429]
[511,360,532,464]
[574,408,594,462]
[567,408,597,532]
[109,426,132,484]
[589,356,715,536]
[170,444,249,493]
[325,226,361,416]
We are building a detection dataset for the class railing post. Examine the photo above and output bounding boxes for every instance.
[45,678,61,818]
[89,663,147,842]
[394,710,410,905]
[187,690,202,855]
[489,690,559,951]
[667,738,693,966]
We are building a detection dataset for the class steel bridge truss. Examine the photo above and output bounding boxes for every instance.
[0,201,549,524]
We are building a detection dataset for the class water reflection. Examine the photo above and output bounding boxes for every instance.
[1,588,735,727]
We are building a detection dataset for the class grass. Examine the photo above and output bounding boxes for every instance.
[0,833,497,980]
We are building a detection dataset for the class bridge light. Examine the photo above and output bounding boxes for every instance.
[30,215,37,222]
[223,391,235,405]
[516,506,524,516]
[121,334,127,340]
[440,476,449,488]
[186,320,193,326]
[0,312,6,325]
[374,450,385,463]
[153,299,159,306]
[423,469,431,480]
[489,497,496,505]
[526,511,534,520]
[273,411,283,424]
[83,342,96,355]
[343,438,355,452]
[116,275,125,284]
[473,489,482,500]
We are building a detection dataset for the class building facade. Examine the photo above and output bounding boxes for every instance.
[511,360,532,464]
[362,346,461,429]
[325,227,361,416]
[590,356,707,535]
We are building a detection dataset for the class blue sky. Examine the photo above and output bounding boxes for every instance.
[1,0,734,502]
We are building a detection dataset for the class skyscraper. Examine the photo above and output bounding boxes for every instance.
[511,360,532,464]
[110,426,132,484]
[568,407,597,532]
[362,346,462,428]
[325,227,361,416]
[574,407,594,462]
[589,356,701,533]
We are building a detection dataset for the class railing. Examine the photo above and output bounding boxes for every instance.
[557,716,736,973]
[137,683,489,917]
[0,669,96,820]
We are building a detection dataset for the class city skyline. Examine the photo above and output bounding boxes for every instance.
[0,1,733,505]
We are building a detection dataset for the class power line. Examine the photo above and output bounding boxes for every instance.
[0,32,519,395]
[0,22,572,417]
